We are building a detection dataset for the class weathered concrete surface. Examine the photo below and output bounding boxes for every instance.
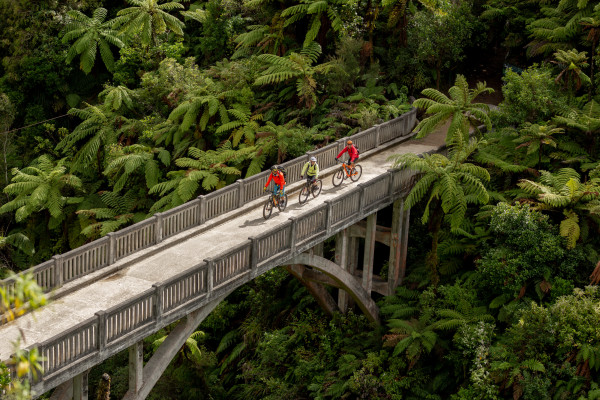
[0,126,447,364]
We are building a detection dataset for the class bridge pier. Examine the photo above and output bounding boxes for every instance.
[49,369,89,400]
[122,297,224,400]
[128,341,143,395]
[388,198,410,292]
[335,229,349,313]
[361,213,377,296]
[290,198,411,319]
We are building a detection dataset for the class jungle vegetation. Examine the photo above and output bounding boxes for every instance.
[1,0,600,399]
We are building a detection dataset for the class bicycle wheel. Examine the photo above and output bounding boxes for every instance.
[311,179,322,198]
[278,194,288,211]
[350,164,363,182]
[299,185,310,204]
[332,169,344,186]
[263,198,273,219]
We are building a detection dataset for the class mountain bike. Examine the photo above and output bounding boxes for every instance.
[332,159,362,187]
[298,178,322,204]
[263,190,288,219]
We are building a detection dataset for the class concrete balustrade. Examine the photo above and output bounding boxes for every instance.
[115,219,157,260]
[159,198,201,238]
[159,262,208,315]
[211,242,252,288]
[61,237,111,284]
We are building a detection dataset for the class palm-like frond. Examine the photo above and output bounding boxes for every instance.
[62,8,124,74]
[0,156,83,225]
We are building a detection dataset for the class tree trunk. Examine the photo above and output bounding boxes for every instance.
[96,373,110,400]
[590,40,596,103]
[427,202,443,286]
[436,59,442,90]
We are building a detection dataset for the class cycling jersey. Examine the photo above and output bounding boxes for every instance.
[337,145,359,162]
[301,162,319,177]
[265,172,285,188]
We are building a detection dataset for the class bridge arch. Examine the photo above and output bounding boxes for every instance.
[288,252,380,323]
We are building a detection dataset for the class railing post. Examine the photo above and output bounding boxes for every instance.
[155,213,163,243]
[107,232,116,265]
[249,237,259,277]
[96,311,107,354]
[386,170,395,200]
[325,200,334,235]
[358,184,367,218]
[153,283,163,324]
[375,124,381,147]
[52,255,63,289]
[204,258,214,297]
[198,195,206,225]
[289,217,298,253]
[237,179,245,208]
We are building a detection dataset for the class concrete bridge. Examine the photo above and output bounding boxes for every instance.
[0,108,449,399]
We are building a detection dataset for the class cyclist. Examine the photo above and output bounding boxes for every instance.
[264,166,286,203]
[301,156,319,188]
[336,140,359,167]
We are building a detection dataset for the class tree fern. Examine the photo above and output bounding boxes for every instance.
[113,0,185,46]
[62,8,124,74]
[412,75,493,145]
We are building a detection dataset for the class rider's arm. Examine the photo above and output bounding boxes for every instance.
[336,147,348,158]
[300,162,308,176]
[264,173,273,187]
[315,164,319,178]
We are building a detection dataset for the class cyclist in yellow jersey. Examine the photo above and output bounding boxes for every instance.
[301,156,319,187]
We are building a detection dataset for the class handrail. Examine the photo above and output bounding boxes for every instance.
[0,108,417,312]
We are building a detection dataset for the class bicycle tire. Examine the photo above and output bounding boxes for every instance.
[263,198,273,219]
[311,179,322,198]
[278,194,288,212]
[350,164,362,182]
[332,169,344,186]
[299,185,310,204]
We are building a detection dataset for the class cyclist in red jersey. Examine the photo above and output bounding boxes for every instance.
[264,166,286,198]
[336,140,359,166]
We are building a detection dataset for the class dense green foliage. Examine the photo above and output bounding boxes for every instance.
[2,0,600,399]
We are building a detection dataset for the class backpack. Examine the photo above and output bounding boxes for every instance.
[279,166,287,180]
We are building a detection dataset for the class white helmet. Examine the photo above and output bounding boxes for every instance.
[310,156,317,162]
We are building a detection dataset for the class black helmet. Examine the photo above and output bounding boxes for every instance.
[270,165,278,172]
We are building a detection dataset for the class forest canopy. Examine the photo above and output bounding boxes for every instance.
[1,0,600,399]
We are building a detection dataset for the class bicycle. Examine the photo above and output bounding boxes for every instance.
[298,177,322,204]
[332,159,362,187]
[263,189,288,219]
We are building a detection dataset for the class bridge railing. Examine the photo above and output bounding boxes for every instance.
[0,108,417,318]
[26,162,420,388]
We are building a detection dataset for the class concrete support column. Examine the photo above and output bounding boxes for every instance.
[362,213,377,296]
[348,237,359,276]
[128,341,143,395]
[388,198,409,293]
[400,206,410,284]
[335,229,349,313]
[311,242,324,257]
[73,369,89,400]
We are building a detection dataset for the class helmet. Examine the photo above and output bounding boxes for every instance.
[270,166,278,172]
[346,140,353,145]
[310,156,317,162]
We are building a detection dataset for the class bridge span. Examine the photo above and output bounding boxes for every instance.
[0,109,449,399]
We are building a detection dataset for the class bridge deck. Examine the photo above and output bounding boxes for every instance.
[0,126,446,362]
